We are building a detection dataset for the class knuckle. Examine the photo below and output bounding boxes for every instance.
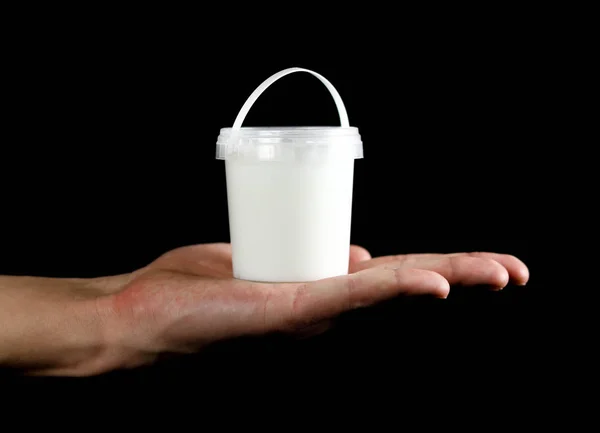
[444,256,459,280]
[346,274,356,308]
[288,283,310,328]
[261,289,273,329]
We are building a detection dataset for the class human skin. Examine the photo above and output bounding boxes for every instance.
[0,243,528,376]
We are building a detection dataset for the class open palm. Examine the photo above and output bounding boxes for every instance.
[100,243,529,364]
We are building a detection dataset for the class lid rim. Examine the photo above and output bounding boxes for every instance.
[215,126,363,161]
[220,126,359,129]
[217,126,360,138]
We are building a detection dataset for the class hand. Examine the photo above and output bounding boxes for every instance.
[92,243,528,374]
[0,243,529,376]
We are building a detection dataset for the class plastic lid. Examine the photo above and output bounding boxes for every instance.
[215,68,363,162]
[216,126,362,161]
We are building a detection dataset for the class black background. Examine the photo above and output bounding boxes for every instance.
[1,7,559,400]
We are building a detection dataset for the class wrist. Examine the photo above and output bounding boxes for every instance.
[0,296,104,376]
[38,298,109,376]
[0,274,143,376]
[76,295,159,376]
[39,276,157,376]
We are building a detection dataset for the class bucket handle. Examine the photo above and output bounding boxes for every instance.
[231,67,350,131]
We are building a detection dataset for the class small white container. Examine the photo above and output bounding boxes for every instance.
[216,68,363,282]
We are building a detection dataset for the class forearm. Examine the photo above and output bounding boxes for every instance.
[0,275,125,375]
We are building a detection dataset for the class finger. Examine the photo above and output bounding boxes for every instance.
[349,245,372,270]
[271,265,449,331]
[456,252,529,286]
[151,243,233,277]
[353,252,529,286]
[389,255,511,289]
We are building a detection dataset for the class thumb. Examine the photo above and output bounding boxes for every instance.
[349,244,371,271]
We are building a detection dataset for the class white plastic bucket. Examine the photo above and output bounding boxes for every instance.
[216,68,363,282]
